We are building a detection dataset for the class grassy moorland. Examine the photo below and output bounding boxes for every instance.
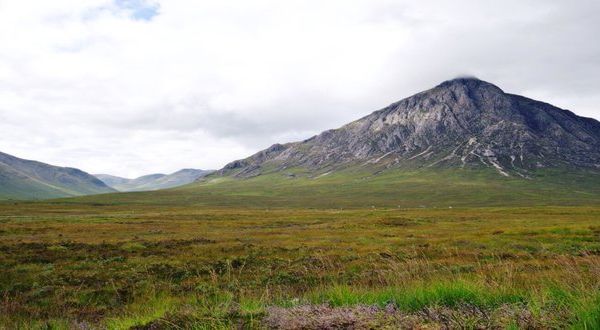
[1,168,600,329]
[68,167,600,208]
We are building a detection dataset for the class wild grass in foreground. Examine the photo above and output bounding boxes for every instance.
[0,204,599,328]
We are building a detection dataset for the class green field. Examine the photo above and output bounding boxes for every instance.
[1,168,600,329]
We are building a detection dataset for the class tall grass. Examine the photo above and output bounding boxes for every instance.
[309,281,525,311]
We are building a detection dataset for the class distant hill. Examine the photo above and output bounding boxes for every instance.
[0,151,115,200]
[96,173,167,191]
[95,169,214,192]
[218,78,600,178]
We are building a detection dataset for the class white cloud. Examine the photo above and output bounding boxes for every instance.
[0,0,599,177]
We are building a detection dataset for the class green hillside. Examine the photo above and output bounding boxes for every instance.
[0,166,77,200]
[0,151,115,200]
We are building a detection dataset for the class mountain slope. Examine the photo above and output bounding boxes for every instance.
[219,78,600,178]
[95,169,213,192]
[0,151,115,200]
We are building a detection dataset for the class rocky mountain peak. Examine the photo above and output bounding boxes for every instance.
[219,78,600,178]
[437,76,502,91]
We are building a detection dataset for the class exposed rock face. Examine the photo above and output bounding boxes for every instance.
[219,78,600,177]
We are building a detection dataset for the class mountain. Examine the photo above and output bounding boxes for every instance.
[218,77,600,179]
[95,169,214,192]
[0,151,115,200]
[67,78,600,208]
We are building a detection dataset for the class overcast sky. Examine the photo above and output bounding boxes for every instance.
[1,0,599,177]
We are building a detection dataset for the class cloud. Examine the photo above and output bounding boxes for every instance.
[0,0,599,177]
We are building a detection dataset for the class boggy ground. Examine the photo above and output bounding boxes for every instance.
[1,203,599,329]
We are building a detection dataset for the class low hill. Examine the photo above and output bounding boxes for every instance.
[0,151,115,200]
